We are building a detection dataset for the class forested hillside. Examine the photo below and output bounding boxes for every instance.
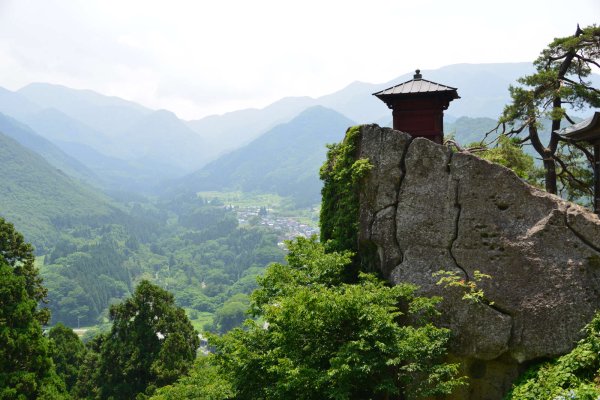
[0,131,116,252]
[0,113,100,185]
[173,106,354,206]
[40,192,284,331]
[0,120,287,330]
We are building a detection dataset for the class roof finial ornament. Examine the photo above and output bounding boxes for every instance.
[414,69,422,80]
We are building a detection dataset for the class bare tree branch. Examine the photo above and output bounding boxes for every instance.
[564,113,577,125]
[572,53,600,69]
[562,76,600,94]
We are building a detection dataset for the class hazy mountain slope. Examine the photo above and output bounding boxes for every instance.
[11,84,210,186]
[173,106,354,206]
[444,116,500,145]
[19,107,120,157]
[17,82,151,135]
[187,96,315,158]
[51,140,174,192]
[118,109,209,170]
[0,113,101,185]
[0,132,117,252]
[0,87,41,119]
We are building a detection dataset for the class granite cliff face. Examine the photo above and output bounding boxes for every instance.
[356,124,600,398]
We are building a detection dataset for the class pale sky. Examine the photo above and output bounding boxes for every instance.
[0,0,598,120]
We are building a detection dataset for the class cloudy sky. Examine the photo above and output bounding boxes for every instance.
[0,0,598,120]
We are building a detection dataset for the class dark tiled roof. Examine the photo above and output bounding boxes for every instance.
[373,70,459,99]
[557,112,600,142]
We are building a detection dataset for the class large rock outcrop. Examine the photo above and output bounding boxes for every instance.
[357,124,600,399]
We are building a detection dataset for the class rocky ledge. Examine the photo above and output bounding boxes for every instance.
[357,124,600,399]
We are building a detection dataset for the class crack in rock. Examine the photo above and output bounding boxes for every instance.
[564,205,600,254]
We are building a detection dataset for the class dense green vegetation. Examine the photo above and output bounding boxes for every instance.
[319,125,373,279]
[0,218,67,399]
[0,131,117,253]
[155,238,465,399]
[96,281,198,399]
[48,324,86,394]
[41,193,284,331]
[506,312,600,399]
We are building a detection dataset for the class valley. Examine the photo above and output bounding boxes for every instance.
[1,54,599,398]
[0,62,591,336]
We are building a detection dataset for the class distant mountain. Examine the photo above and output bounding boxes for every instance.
[187,96,315,159]
[0,113,101,185]
[1,62,594,194]
[0,87,41,119]
[185,63,542,158]
[118,109,208,171]
[444,116,501,145]
[0,83,211,189]
[172,106,355,206]
[19,107,120,157]
[17,82,151,135]
[0,131,117,252]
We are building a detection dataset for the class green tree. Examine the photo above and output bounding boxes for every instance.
[48,323,86,393]
[211,294,249,333]
[498,24,600,196]
[71,335,104,400]
[97,280,199,399]
[473,135,544,186]
[0,218,67,399]
[209,237,465,399]
[149,357,234,400]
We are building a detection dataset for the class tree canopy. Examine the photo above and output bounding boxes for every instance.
[48,323,86,394]
[0,218,67,399]
[207,237,465,399]
[495,24,600,199]
[96,280,199,399]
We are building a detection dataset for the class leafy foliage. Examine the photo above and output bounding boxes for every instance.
[319,126,372,264]
[0,218,67,399]
[434,269,494,305]
[475,135,544,186]
[506,312,600,399]
[149,357,235,400]
[48,323,86,393]
[208,237,465,399]
[97,280,199,399]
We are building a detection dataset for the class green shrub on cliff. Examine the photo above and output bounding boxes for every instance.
[506,312,600,399]
[474,135,544,186]
[319,126,372,277]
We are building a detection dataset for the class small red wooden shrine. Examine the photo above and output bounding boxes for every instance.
[373,69,459,144]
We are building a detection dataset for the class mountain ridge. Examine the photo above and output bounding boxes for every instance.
[171,106,355,206]
[0,130,117,251]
